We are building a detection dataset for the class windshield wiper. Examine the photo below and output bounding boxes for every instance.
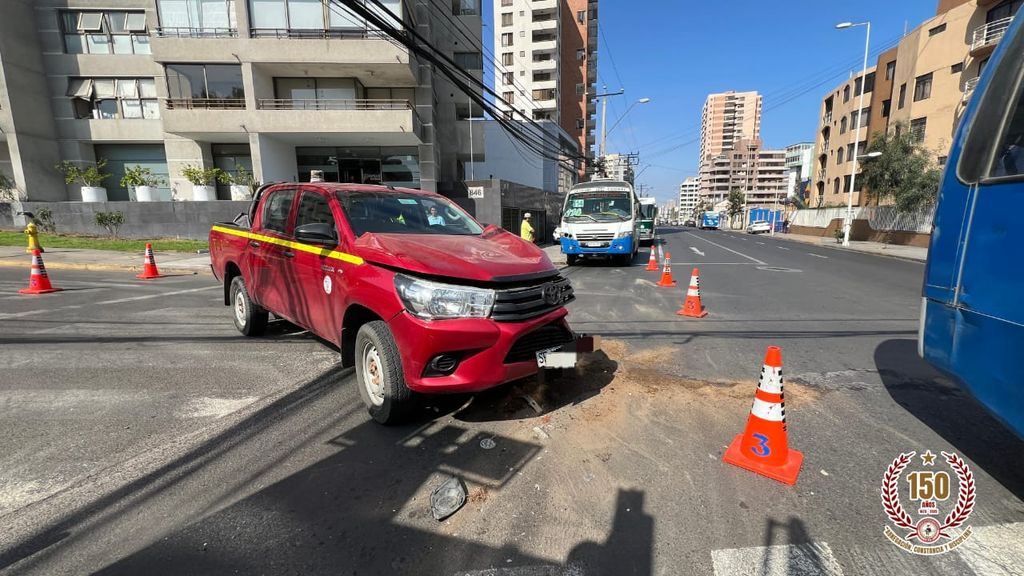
[567,214,598,222]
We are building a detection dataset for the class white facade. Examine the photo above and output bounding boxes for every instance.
[785,142,814,180]
[493,0,560,122]
[471,119,578,194]
[601,153,633,184]
[679,176,700,217]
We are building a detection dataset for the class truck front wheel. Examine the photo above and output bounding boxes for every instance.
[566,254,579,266]
[230,276,268,337]
[355,321,417,425]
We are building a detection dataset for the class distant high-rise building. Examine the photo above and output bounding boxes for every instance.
[679,176,700,217]
[785,142,814,200]
[602,153,634,184]
[698,90,762,201]
[493,0,597,173]
[700,139,788,208]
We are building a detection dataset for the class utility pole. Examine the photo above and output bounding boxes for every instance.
[594,87,625,160]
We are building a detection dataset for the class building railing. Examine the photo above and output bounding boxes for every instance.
[249,28,394,40]
[971,16,1013,52]
[963,76,981,101]
[256,98,413,111]
[164,98,246,110]
[154,27,238,38]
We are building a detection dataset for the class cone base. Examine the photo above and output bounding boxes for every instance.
[723,434,803,485]
[645,264,659,271]
[677,307,708,318]
[656,280,677,287]
[19,287,63,295]
[136,273,166,280]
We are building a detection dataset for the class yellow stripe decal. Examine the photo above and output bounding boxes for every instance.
[212,225,365,265]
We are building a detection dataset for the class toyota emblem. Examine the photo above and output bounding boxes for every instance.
[541,283,561,305]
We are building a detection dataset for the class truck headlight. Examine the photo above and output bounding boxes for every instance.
[617,231,633,239]
[394,274,495,320]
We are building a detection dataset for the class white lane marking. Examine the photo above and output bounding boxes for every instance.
[686,232,766,265]
[955,522,1024,576]
[757,241,766,245]
[0,285,219,321]
[778,246,790,251]
[0,309,49,320]
[809,253,829,259]
[689,246,706,257]
[711,542,844,576]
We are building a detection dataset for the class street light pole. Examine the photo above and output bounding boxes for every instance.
[836,20,871,247]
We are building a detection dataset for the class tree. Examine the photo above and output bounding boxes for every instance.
[726,188,745,224]
[860,124,942,213]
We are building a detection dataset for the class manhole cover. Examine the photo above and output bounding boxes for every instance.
[756,266,802,273]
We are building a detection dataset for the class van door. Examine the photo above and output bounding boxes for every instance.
[289,187,344,343]
[249,187,297,317]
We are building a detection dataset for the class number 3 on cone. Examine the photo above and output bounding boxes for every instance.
[751,433,771,457]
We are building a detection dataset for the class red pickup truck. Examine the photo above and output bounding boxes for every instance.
[209,183,577,424]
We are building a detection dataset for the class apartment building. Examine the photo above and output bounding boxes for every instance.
[811,0,1022,208]
[493,0,596,172]
[601,152,633,184]
[812,67,876,207]
[678,176,700,217]
[697,90,762,201]
[700,138,788,208]
[0,0,482,201]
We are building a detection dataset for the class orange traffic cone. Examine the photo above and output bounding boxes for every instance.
[656,252,677,287]
[645,247,659,271]
[677,268,708,318]
[136,243,165,280]
[19,249,63,294]
[723,346,803,485]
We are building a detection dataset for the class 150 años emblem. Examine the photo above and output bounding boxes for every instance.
[881,450,976,555]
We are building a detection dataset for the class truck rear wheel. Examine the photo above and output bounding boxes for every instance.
[355,320,417,425]
[230,276,268,337]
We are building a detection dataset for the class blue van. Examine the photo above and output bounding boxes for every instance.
[921,12,1024,438]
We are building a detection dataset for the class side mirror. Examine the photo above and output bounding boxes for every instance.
[295,222,337,246]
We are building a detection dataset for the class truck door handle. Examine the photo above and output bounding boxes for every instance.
[248,241,260,248]
[282,250,295,259]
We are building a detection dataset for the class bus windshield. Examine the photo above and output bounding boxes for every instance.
[563,191,633,223]
[639,204,657,221]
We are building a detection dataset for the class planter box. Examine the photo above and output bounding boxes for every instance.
[81,186,108,202]
[135,186,157,202]
[192,185,217,201]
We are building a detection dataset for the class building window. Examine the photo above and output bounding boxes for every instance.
[501,0,512,5]
[501,52,514,66]
[951,62,964,74]
[576,118,585,129]
[840,116,848,134]
[928,23,946,36]
[532,88,555,100]
[68,78,160,119]
[501,32,513,46]
[454,51,482,70]
[577,48,586,60]
[157,0,236,35]
[577,10,585,23]
[165,64,245,106]
[248,0,403,33]
[533,72,551,81]
[987,0,1023,22]
[502,91,514,103]
[60,10,150,54]
[502,72,513,85]
[501,12,513,26]
[882,99,891,118]
[898,83,907,109]
[914,73,933,102]
[576,83,584,96]
[451,0,477,16]
[885,60,896,81]
[855,72,875,96]
[844,175,852,193]
[852,107,870,129]
[837,147,845,164]
[938,156,948,166]
[910,117,927,143]
[843,84,850,103]
[833,178,840,195]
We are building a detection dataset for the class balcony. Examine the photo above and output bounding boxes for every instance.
[970,16,1013,56]
[963,76,981,101]
[531,18,558,32]
[165,98,246,110]
[154,27,238,38]
[531,0,558,9]
[254,99,421,144]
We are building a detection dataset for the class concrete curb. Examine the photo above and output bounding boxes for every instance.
[0,259,208,275]
[773,235,927,263]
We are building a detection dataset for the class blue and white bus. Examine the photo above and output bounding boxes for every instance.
[920,12,1024,438]
[559,179,640,266]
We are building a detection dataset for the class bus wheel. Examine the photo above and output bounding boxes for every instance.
[566,254,579,266]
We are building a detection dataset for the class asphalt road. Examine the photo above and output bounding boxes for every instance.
[1,234,1023,576]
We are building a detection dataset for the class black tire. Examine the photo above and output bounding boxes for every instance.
[566,254,579,266]
[229,276,268,337]
[354,320,417,425]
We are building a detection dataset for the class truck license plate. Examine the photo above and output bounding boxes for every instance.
[585,241,604,247]
[537,346,576,369]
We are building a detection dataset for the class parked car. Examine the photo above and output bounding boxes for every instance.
[209,183,580,424]
[746,220,771,234]
[684,219,696,227]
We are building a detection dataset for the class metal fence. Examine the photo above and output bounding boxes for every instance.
[791,205,934,233]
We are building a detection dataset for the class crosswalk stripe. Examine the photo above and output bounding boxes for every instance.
[712,542,844,576]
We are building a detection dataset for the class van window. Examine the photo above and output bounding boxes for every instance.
[262,189,296,234]
[990,91,1024,177]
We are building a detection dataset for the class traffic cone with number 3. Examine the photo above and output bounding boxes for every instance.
[723,346,803,485]
[677,268,708,317]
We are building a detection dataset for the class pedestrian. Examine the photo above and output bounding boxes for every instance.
[427,206,445,226]
[520,212,535,242]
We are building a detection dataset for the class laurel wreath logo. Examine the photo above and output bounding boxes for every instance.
[880,450,976,542]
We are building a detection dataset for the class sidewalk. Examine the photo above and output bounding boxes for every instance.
[0,245,212,274]
[543,244,567,268]
[778,233,928,262]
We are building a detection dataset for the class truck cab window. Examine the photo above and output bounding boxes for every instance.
[262,189,295,234]
[295,192,335,231]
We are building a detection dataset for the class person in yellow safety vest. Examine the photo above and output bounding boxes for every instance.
[520,212,535,243]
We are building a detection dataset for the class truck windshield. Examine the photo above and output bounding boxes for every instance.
[337,191,484,237]
[563,192,632,222]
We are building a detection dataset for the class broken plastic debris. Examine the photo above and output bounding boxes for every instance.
[532,426,550,440]
[520,395,543,414]
[430,476,467,521]
[479,437,496,450]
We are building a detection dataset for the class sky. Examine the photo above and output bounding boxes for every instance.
[482,0,937,206]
